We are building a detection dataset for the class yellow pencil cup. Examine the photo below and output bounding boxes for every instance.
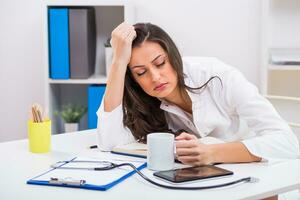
[28,120,51,153]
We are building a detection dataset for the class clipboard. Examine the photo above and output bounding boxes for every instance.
[27,157,147,191]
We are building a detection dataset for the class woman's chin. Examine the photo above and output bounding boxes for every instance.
[153,88,173,99]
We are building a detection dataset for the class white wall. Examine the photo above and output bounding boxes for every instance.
[131,0,262,82]
[0,0,45,142]
[0,0,262,142]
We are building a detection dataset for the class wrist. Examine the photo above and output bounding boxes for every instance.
[112,57,129,68]
[209,144,220,164]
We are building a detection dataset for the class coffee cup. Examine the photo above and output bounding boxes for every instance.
[147,132,175,171]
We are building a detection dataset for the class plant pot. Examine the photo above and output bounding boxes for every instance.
[64,123,79,133]
[105,47,113,76]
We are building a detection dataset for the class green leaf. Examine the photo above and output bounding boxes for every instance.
[104,37,111,47]
[55,103,87,123]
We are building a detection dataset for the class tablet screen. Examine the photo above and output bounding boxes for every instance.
[153,165,233,183]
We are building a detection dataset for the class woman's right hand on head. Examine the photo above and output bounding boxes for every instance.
[110,22,136,67]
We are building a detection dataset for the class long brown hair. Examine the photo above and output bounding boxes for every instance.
[122,23,220,142]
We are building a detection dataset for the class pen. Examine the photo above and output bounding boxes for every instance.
[89,145,98,149]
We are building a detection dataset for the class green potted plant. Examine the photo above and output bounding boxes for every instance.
[55,104,87,133]
[104,37,113,76]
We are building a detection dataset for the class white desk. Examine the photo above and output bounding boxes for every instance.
[1,129,300,200]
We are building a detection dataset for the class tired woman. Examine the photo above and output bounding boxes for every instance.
[96,22,299,166]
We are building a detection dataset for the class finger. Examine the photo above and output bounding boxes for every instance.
[182,159,209,166]
[112,22,129,39]
[176,147,199,156]
[175,132,190,140]
[176,140,198,148]
[177,155,200,163]
[127,29,136,39]
[111,22,125,36]
[111,28,127,48]
[114,22,126,32]
[121,28,131,38]
[132,29,137,39]
[121,26,135,39]
[175,132,196,141]
[127,30,136,41]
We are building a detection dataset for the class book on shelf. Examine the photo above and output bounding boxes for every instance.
[69,8,96,79]
[88,85,106,129]
[111,136,225,158]
[48,8,70,79]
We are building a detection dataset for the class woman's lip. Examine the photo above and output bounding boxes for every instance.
[154,83,168,91]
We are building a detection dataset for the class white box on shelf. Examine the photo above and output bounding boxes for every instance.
[269,48,300,65]
[105,47,113,76]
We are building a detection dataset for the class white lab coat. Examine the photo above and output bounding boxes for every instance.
[96,57,300,162]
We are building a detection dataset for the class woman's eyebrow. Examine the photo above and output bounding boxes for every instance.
[131,54,163,69]
[131,65,145,69]
[151,54,163,63]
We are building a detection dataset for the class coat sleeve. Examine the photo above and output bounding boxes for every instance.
[96,100,135,151]
[222,68,300,162]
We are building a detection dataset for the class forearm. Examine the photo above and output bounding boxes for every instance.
[210,142,262,163]
[104,62,127,112]
[104,23,136,112]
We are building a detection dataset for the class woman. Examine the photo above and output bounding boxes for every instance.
[97,22,299,166]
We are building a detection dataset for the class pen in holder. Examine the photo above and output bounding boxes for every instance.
[28,104,51,153]
[28,120,51,153]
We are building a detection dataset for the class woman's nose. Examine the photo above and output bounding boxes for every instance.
[150,68,161,82]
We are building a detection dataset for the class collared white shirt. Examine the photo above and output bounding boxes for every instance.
[97,57,300,162]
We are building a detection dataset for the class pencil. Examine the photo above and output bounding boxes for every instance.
[31,107,38,122]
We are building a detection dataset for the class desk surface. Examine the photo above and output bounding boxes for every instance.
[1,129,300,200]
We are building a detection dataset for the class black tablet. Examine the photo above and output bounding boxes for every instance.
[153,165,233,183]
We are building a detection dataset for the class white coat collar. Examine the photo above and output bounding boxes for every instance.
[158,74,210,137]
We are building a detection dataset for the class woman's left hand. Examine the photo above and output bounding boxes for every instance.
[175,132,215,166]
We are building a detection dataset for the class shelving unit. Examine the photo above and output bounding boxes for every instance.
[261,0,300,136]
[42,0,134,134]
[261,0,300,95]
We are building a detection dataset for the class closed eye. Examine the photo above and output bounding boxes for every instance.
[136,69,147,76]
[156,61,165,67]
[135,60,165,76]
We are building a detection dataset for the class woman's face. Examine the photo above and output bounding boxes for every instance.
[128,41,178,99]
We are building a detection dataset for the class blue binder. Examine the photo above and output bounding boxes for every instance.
[48,8,70,79]
[27,157,147,191]
[88,85,106,129]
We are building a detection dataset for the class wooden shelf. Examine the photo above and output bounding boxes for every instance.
[260,0,300,95]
